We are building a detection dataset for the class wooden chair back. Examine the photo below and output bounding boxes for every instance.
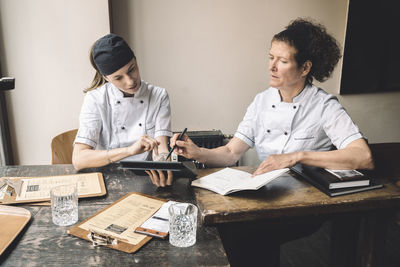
[51,129,78,164]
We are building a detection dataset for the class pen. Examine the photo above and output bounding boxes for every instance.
[166,128,187,160]
[152,216,169,222]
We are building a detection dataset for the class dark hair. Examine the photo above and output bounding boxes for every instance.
[272,18,341,84]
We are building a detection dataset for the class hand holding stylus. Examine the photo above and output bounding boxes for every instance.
[166,128,187,160]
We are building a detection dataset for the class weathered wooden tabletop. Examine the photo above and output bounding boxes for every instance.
[0,164,229,267]
[194,166,400,224]
[193,164,400,267]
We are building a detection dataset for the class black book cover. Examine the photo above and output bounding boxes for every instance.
[290,164,383,197]
[301,164,370,189]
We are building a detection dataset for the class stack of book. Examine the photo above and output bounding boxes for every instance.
[290,164,383,197]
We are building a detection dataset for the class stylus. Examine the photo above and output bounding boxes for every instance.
[166,128,187,160]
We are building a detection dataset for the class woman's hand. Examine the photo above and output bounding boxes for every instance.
[128,135,160,156]
[252,152,299,176]
[145,136,174,187]
[169,133,201,160]
[128,135,173,187]
[145,170,173,187]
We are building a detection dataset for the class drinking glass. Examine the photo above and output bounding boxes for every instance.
[168,203,198,247]
[50,184,78,226]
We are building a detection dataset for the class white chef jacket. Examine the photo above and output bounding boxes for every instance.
[75,80,172,161]
[234,84,364,161]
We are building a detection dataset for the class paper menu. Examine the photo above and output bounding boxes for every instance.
[15,173,102,201]
[78,193,165,245]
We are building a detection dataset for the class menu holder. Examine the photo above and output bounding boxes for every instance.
[0,205,32,255]
[0,172,106,205]
[68,192,167,253]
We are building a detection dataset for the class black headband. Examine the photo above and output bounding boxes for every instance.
[92,34,135,76]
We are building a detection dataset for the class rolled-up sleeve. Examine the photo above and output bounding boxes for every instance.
[234,98,257,148]
[154,90,172,138]
[75,93,102,148]
[322,96,363,149]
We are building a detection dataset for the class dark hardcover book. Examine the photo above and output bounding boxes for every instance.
[301,164,369,189]
[290,164,383,197]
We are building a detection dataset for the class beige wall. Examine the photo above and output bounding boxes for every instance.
[1,0,399,165]
[0,0,110,164]
[112,0,349,135]
[111,0,400,165]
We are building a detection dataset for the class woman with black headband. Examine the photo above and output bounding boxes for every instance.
[72,34,173,187]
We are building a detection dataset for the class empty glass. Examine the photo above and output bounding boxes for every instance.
[168,203,198,247]
[50,184,78,226]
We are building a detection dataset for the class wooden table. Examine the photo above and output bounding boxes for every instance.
[194,166,400,267]
[0,164,229,267]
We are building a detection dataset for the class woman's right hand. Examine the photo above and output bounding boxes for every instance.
[145,170,173,187]
[169,133,201,160]
[128,135,160,156]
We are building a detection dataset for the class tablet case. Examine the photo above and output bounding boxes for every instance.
[119,160,198,178]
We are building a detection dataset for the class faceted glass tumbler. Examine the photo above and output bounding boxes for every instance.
[168,203,198,247]
[50,184,78,226]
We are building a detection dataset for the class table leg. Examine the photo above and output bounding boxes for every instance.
[330,210,391,267]
[330,214,360,267]
[357,210,390,267]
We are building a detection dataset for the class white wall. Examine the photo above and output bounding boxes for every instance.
[111,0,400,165]
[0,0,110,164]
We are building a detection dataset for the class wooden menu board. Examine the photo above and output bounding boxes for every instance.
[68,192,167,253]
[0,205,31,255]
[0,172,106,204]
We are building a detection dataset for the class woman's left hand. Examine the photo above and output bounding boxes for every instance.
[145,170,173,187]
[252,152,299,176]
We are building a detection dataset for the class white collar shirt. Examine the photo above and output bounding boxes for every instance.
[75,80,172,161]
[234,84,364,161]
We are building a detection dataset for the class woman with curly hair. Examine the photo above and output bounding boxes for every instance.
[171,18,374,175]
[170,18,375,266]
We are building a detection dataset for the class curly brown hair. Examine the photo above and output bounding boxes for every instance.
[272,18,341,85]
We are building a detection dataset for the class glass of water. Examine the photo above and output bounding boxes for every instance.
[168,203,198,247]
[50,184,78,226]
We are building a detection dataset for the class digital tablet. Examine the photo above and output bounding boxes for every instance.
[119,160,198,178]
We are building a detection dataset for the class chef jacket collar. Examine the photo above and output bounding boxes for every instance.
[111,80,145,99]
[270,83,311,106]
[292,83,312,103]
